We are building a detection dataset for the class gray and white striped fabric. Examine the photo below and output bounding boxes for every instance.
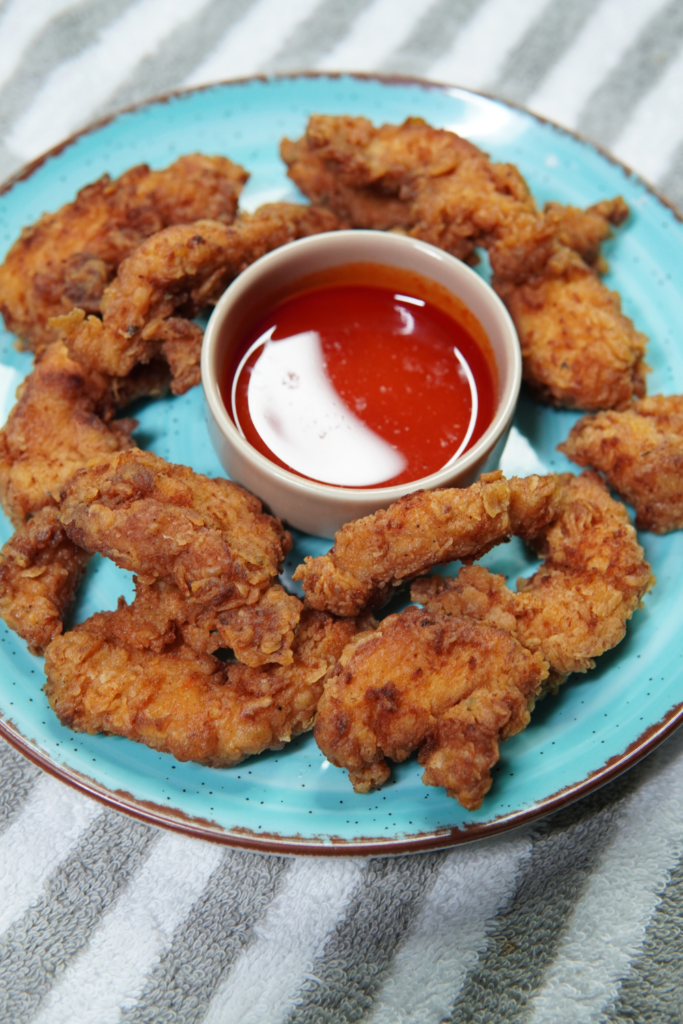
[2,2,683,1020]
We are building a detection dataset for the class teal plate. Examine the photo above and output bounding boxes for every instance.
[1,75,682,855]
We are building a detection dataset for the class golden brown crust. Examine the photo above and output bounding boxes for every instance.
[418,686,534,809]
[44,608,358,767]
[411,566,519,635]
[211,585,303,667]
[507,473,567,542]
[542,198,629,271]
[293,471,512,616]
[314,472,653,808]
[55,203,341,391]
[314,606,547,809]
[64,575,302,670]
[282,114,532,258]
[496,258,648,411]
[559,394,683,532]
[0,155,248,351]
[0,169,340,673]
[59,448,291,608]
[282,114,644,410]
[0,508,89,654]
[412,472,654,681]
[0,341,137,526]
[293,472,564,616]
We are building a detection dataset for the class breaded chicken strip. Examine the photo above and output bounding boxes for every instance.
[0,342,167,650]
[315,473,652,807]
[100,576,303,668]
[0,507,89,654]
[282,114,537,259]
[0,154,248,351]
[495,250,647,410]
[284,113,544,287]
[284,115,625,273]
[412,472,654,684]
[0,335,172,650]
[44,608,357,767]
[60,449,291,608]
[282,115,645,410]
[542,198,629,272]
[0,341,139,526]
[293,472,563,616]
[208,584,303,667]
[559,395,683,533]
[314,606,547,808]
[55,203,341,392]
[59,448,300,666]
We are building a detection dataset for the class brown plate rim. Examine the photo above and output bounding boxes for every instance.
[2,700,683,856]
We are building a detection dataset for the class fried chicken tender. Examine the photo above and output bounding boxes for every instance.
[60,449,291,608]
[0,341,139,526]
[495,251,647,410]
[293,472,563,616]
[80,575,303,668]
[542,198,629,271]
[559,395,683,533]
[282,114,538,261]
[55,203,341,393]
[0,507,89,654]
[0,327,172,650]
[284,116,626,271]
[210,584,303,667]
[314,606,547,808]
[0,340,164,651]
[44,608,358,767]
[412,472,654,684]
[282,115,645,410]
[314,472,652,807]
[0,154,248,351]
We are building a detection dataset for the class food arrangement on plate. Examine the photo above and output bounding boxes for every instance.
[0,102,672,815]
[0,79,680,850]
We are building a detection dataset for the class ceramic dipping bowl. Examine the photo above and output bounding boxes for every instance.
[202,229,521,537]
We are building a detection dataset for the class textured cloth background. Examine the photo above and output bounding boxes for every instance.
[2,1,683,1021]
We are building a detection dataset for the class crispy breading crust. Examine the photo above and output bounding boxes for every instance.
[54,203,341,392]
[0,341,138,527]
[314,472,653,808]
[0,154,248,351]
[0,178,339,666]
[314,606,547,809]
[211,585,303,667]
[559,394,683,532]
[293,472,563,616]
[542,198,629,271]
[0,507,89,654]
[60,449,291,608]
[281,114,536,260]
[495,254,647,410]
[282,115,645,410]
[412,472,655,683]
[44,609,358,767]
[80,576,303,668]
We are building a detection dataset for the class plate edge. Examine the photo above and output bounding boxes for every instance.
[0,72,681,226]
[2,697,682,856]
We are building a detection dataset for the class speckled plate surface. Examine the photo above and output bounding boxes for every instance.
[1,74,682,855]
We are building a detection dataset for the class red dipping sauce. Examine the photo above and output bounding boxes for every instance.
[222,264,497,489]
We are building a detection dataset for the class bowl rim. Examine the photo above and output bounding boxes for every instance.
[201,228,522,502]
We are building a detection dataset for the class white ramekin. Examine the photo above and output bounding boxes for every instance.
[202,230,521,538]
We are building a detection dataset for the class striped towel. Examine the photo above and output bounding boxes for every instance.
[2,1,683,1021]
